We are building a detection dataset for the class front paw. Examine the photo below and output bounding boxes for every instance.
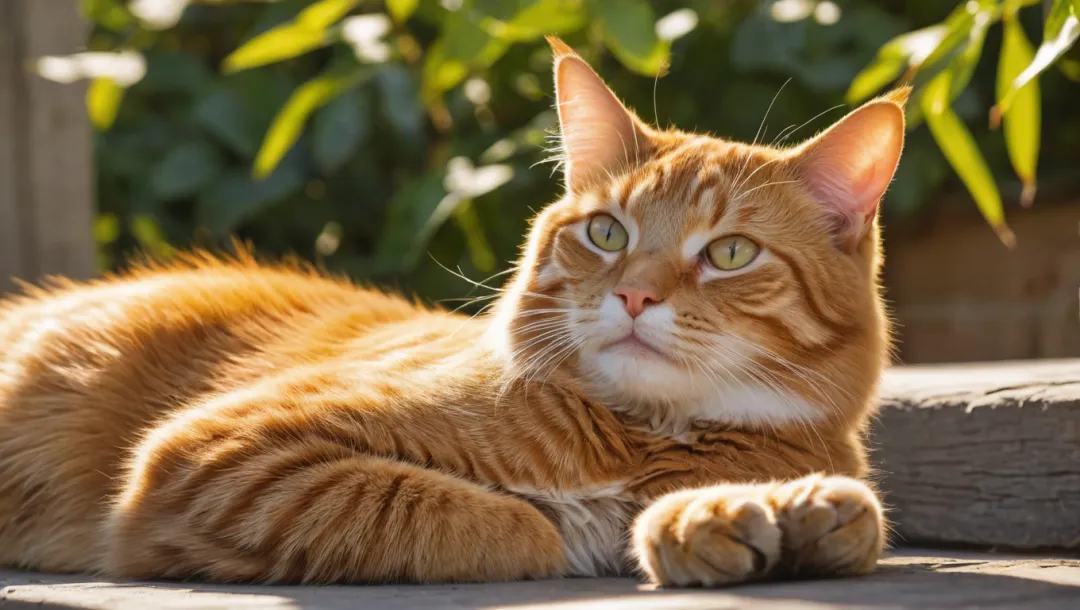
[769,474,885,577]
[633,486,781,587]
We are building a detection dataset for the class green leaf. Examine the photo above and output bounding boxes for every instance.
[442,10,493,62]
[596,0,669,76]
[490,0,587,42]
[847,24,948,103]
[846,57,906,104]
[377,64,425,148]
[376,172,447,270]
[93,214,121,245]
[130,215,175,260]
[222,25,328,74]
[915,4,979,71]
[196,158,306,238]
[421,41,469,104]
[909,2,997,94]
[194,89,259,158]
[254,70,362,178]
[946,9,992,102]
[995,0,1079,116]
[1059,57,1080,79]
[81,0,132,32]
[311,89,370,174]
[421,11,509,104]
[453,201,496,272]
[87,78,124,130]
[151,140,225,200]
[387,0,418,23]
[222,2,357,76]
[921,73,1014,247]
[996,14,1040,205]
[297,0,360,29]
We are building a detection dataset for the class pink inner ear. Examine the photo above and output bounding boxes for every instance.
[554,56,644,193]
[798,101,905,235]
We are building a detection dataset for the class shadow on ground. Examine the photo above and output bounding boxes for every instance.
[3,552,1079,609]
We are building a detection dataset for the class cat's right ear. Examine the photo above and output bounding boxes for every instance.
[548,36,650,194]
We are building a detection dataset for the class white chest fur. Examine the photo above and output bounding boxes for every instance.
[509,484,638,576]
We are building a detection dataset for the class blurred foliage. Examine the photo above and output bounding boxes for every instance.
[53,0,1080,301]
[847,0,1080,245]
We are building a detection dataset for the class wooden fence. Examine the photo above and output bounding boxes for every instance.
[0,0,94,294]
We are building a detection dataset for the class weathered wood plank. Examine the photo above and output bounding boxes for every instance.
[0,0,31,289]
[0,0,93,294]
[873,360,1080,550]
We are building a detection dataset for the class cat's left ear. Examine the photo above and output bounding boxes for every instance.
[788,88,909,251]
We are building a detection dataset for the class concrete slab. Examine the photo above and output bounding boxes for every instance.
[3,550,1079,610]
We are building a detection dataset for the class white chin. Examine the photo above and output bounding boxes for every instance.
[581,345,698,404]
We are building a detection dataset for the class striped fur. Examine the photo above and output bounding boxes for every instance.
[0,40,906,586]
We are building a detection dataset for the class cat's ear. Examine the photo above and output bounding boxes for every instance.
[548,36,650,193]
[789,87,909,251]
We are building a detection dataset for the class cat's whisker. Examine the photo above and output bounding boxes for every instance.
[771,104,845,148]
[731,180,798,204]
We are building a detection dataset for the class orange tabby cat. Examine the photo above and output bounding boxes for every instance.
[0,38,906,586]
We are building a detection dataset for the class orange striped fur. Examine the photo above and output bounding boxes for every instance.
[0,40,907,586]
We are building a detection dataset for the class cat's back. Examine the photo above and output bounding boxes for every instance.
[0,257,435,571]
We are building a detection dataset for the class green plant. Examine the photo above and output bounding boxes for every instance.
[38,1,1080,304]
[848,0,1080,245]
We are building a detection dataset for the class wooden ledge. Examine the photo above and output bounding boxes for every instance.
[872,359,1080,550]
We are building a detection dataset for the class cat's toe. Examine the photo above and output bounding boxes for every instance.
[770,474,884,577]
[634,487,782,587]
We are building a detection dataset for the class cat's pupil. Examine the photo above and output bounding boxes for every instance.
[728,240,736,262]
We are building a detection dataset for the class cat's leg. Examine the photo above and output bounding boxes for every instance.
[103,438,567,583]
[632,474,883,586]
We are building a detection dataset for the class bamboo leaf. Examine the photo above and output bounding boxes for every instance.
[387,0,418,23]
[87,77,124,130]
[297,0,360,29]
[253,71,361,178]
[922,73,1014,247]
[222,0,359,73]
[995,14,1040,206]
[490,0,587,42]
[994,0,1079,116]
[847,24,950,103]
[222,25,328,73]
[846,56,906,104]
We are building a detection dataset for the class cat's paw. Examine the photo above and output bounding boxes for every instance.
[768,474,884,578]
[633,486,782,587]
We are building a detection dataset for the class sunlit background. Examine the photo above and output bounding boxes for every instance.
[9,0,1080,362]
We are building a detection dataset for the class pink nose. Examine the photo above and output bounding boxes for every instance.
[613,285,663,318]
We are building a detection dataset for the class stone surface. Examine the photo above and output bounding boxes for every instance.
[2,550,1079,610]
[872,359,1080,550]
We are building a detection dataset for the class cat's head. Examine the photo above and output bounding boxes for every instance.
[494,38,904,430]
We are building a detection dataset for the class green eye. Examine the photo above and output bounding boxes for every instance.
[587,214,629,252]
[706,235,760,271]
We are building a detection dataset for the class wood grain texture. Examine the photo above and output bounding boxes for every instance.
[872,360,1080,550]
[0,0,93,294]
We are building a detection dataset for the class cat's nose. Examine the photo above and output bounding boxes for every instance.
[613,285,663,318]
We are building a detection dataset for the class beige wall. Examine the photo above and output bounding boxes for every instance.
[884,200,1079,364]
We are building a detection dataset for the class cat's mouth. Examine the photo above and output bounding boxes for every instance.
[602,332,672,361]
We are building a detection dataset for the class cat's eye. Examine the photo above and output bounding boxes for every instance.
[706,235,760,271]
[587,214,629,252]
